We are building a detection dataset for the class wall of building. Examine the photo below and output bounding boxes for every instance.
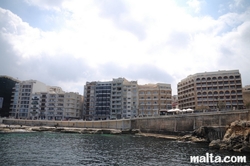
[178,70,244,110]
[0,76,20,117]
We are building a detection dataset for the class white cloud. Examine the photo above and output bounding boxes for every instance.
[1,1,250,95]
[187,0,203,13]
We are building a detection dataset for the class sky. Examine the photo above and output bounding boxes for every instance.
[0,0,250,95]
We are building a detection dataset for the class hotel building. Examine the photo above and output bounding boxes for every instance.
[178,70,244,110]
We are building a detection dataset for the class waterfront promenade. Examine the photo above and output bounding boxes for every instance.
[2,109,250,133]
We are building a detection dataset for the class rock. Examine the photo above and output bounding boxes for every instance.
[209,139,221,149]
[208,120,250,152]
[178,134,207,143]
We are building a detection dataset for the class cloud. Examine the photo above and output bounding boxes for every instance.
[187,0,203,13]
[96,0,147,40]
[24,0,65,11]
[1,1,250,96]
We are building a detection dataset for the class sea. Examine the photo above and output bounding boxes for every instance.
[0,132,249,166]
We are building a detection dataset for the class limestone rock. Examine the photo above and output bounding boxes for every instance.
[178,134,207,143]
[209,120,250,152]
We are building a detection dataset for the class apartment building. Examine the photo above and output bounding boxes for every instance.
[110,78,138,119]
[110,78,124,119]
[95,81,111,120]
[83,82,97,120]
[172,95,178,109]
[121,80,138,119]
[83,78,172,120]
[11,80,83,120]
[138,83,172,117]
[243,85,250,108]
[64,92,82,120]
[10,80,48,119]
[0,75,20,117]
[178,70,244,110]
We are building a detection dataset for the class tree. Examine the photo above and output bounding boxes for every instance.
[217,101,226,111]
[245,102,250,109]
[195,105,209,111]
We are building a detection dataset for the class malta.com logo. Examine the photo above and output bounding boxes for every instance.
[190,153,246,164]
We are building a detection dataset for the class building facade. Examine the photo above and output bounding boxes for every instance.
[243,85,250,108]
[10,80,48,119]
[178,70,244,110]
[138,83,172,117]
[10,80,83,120]
[83,78,172,120]
[0,76,20,117]
[83,82,97,120]
[94,81,111,120]
[172,95,178,109]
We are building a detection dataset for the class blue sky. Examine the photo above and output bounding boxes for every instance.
[0,0,250,95]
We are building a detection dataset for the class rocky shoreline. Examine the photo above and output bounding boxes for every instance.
[209,120,250,152]
[0,124,207,142]
[2,120,250,153]
[0,124,140,134]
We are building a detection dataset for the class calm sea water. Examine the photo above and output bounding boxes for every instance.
[0,132,249,166]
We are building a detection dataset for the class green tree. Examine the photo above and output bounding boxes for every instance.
[218,101,226,111]
[195,105,209,111]
[245,102,250,109]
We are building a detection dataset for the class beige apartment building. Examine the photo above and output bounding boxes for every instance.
[138,83,172,117]
[243,85,250,108]
[178,70,244,110]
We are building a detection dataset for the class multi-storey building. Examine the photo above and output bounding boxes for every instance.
[178,70,244,110]
[83,82,96,120]
[172,95,178,109]
[10,80,48,119]
[104,78,138,119]
[138,83,172,117]
[95,81,111,120]
[83,78,172,120]
[10,80,83,120]
[44,87,64,120]
[122,80,138,119]
[110,78,124,119]
[64,92,82,120]
[243,85,250,108]
[0,75,20,117]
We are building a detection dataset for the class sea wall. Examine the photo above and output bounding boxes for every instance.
[131,110,250,135]
[2,119,131,130]
[2,110,250,135]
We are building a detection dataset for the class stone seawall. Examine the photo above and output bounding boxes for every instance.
[2,119,131,130]
[131,110,250,136]
[2,110,250,137]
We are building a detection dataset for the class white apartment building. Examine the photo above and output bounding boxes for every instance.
[122,80,138,119]
[10,80,47,119]
[110,78,139,119]
[11,80,83,120]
